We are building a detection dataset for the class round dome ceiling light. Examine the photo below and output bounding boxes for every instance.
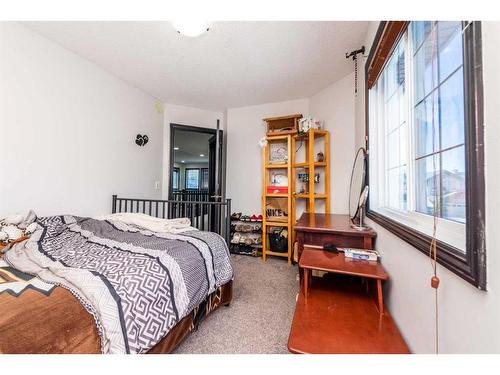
[172,21,211,37]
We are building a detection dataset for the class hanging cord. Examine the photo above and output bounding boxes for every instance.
[428,22,440,355]
[346,46,365,95]
[354,56,358,94]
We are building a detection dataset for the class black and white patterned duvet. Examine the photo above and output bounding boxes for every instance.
[4,215,233,354]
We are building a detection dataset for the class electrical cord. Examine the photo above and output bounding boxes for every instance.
[429,22,440,355]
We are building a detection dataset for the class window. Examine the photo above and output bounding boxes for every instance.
[201,168,209,190]
[185,168,200,190]
[172,167,180,191]
[366,21,485,288]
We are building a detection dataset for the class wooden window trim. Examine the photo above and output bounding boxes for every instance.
[364,21,487,289]
[366,21,409,90]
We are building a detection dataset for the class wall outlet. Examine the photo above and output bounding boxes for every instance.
[154,181,161,190]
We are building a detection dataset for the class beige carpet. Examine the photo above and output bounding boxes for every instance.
[174,254,299,354]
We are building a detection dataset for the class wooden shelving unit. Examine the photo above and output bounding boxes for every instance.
[262,133,293,264]
[261,115,303,265]
[291,129,331,245]
[261,115,330,264]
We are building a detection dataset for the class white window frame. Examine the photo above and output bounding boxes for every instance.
[368,24,466,252]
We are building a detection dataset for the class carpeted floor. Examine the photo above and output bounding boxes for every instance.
[174,254,299,354]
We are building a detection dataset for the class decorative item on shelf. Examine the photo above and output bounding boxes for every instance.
[298,117,323,133]
[263,114,302,136]
[269,142,288,164]
[258,136,268,148]
[298,184,307,194]
[316,151,324,162]
[270,171,288,186]
[135,134,149,147]
[268,171,288,194]
[298,172,309,182]
[297,173,320,184]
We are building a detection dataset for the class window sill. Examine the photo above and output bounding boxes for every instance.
[366,209,484,289]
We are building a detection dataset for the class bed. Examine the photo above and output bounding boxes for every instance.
[0,207,233,354]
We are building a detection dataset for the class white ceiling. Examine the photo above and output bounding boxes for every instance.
[173,130,212,164]
[24,21,369,110]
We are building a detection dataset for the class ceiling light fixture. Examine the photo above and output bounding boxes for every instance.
[174,147,179,150]
[171,20,211,37]
[200,154,205,157]
[181,160,185,163]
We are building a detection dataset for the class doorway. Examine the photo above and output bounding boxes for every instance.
[169,123,224,230]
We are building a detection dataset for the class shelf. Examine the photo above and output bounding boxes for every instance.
[293,162,327,168]
[266,163,289,169]
[266,130,297,137]
[264,221,290,227]
[294,194,328,199]
[293,129,328,139]
[265,251,289,258]
[265,193,288,197]
[265,134,292,141]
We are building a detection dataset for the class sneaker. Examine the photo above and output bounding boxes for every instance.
[231,233,241,244]
[231,212,242,221]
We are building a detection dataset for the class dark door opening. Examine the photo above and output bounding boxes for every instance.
[169,123,223,231]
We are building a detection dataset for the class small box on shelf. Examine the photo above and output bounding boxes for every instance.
[266,186,288,194]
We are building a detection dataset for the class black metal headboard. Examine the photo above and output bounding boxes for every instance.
[111,195,231,244]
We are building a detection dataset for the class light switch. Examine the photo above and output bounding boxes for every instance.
[154,181,161,190]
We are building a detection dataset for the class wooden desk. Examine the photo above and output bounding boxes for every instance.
[287,276,410,354]
[294,214,376,261]
[299,248,389,314]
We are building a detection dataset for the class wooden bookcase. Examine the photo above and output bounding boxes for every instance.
[261,134,293,264]
[291,129,331,245]
[261,114,330,264]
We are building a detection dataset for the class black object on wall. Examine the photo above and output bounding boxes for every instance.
[135,134,149,146]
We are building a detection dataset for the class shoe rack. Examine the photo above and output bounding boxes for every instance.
[229,216,263,256]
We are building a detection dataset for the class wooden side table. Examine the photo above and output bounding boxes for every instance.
[294,213,377,261]
[299,247,389,314]
[287,276,410,354]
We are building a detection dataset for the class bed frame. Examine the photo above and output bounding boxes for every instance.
[111,195,232,244]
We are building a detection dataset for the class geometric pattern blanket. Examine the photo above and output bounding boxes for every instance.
[4,215,233,354]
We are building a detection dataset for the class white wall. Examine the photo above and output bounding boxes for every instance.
[225,78,356,217]
[354,21,500,353]
[161,103,223,198]
[225,98,309,214]
[309,73,356,214]
[0,22,163,217]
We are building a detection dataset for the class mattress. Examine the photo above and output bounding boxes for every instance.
[0,215,234,354]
